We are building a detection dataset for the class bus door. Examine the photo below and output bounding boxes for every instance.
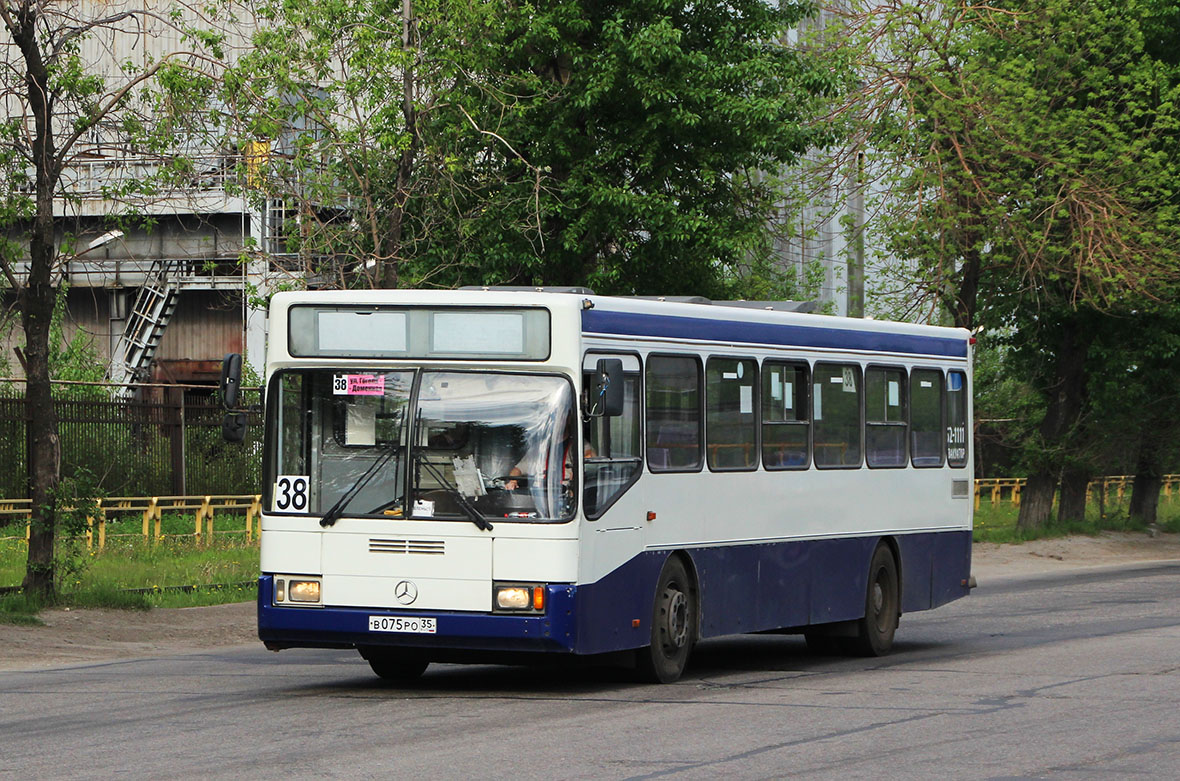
[580,352,647,589]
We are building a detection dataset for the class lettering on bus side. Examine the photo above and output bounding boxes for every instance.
[946,426,967,464]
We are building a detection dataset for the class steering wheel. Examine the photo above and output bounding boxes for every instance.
[492,474,530,490]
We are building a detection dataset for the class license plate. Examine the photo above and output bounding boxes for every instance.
[368,615,437,634]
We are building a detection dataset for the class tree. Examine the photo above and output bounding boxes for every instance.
[223,0,471,290]
[1087,307,1180,524]
[0,0,225,597]
[227,0,846,297]
[837,0,1180,528]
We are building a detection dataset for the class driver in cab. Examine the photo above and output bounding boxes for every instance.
[504,431,595,491]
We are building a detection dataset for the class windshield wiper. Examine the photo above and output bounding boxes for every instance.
[319,446,401,528]
[414,452,493,532]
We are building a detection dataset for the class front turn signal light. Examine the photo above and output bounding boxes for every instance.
[493,583,547,613]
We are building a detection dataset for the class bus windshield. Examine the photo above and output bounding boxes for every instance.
[267,369,576,523]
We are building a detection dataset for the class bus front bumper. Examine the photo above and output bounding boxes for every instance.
[256,575,579,655]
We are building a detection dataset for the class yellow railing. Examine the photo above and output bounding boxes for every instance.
[0,495,261,550]
[974,478,1024,509]
[3,475,1178,544]
[973,475,1180,509]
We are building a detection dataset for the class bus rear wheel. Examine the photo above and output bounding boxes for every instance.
[850,544,900,657]
[359,648,429,681]
[636,557,696,683]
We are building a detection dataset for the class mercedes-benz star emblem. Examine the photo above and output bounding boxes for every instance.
[394,580,418,605]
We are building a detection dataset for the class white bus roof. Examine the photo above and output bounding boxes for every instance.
[270,289,970,360]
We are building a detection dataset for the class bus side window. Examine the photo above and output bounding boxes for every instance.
[813,363,862,468]
[582,363,642,518]
[946,371,968,468]
[706,357,758,471]
[866,366,907,468]
[761,361,809,470]
[646,354,703,472]
[911,368,944,467]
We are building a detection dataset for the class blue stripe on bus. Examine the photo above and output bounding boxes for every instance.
[581,309,968,358]
[257,530,971,658]
[573,530,971,654]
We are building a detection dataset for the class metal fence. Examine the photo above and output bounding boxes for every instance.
[974,475,1180,509]
[0,383,262,498]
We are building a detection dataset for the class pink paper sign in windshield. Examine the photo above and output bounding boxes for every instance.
[345,374,385,395]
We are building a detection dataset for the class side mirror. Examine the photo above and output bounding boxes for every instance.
[220,353,242,409]
[222,411,247,443]
[590,359,625,417]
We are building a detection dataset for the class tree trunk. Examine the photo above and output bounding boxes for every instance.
[1017,471,1057,532]
[375,0,417,290]
[1057,466,1090,525]
[1016,319,1092,532]
[15,9,63,599]
[1128,437,1161,524]
[19,230,61,598]
[950,246,981,330]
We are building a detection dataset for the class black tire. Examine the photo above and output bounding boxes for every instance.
[850,544,900,657]
[803,632,844,655]
[636,557,697,683]
[360,649,429,681]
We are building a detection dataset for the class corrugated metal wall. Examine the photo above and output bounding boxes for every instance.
[156,291,243,362]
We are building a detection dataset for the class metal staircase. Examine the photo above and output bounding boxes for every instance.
[108,259,181,391]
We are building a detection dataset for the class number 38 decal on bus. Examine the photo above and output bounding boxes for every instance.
[274,475,310,512]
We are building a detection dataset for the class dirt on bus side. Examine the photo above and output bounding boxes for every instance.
[2,532,1179,672]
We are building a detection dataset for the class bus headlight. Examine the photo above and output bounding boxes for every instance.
[289,579,322,603]
[272,575,323,606]
[494,583,546,613]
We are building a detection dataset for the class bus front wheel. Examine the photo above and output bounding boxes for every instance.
[636,557,696,684]
[359,648,429,681]
[850,544,900,657]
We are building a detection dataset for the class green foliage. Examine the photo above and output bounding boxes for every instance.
[424,0,842,295]
[2,0,234,597]
[47,469,105,592]
[972,332,1044,477]
[852,0,1180,325]
[48,287,108,386]
[840,0,1180,524]
[227,0,847,296]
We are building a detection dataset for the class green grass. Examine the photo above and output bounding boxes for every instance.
[1,511,260,616]
[0,592,46,626]
[973,494,1180,544]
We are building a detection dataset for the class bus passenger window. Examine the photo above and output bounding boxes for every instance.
[866,367,907,468]
[911,368,944,467]
[813,363,862,468]
[761,362,809,470]
[706,357,757,471]
[946,371,968,468]
[646,355,703,472]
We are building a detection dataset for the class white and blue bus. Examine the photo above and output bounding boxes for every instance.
[244,289,973,682]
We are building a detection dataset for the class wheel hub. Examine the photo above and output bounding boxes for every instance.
[663,588,689,649]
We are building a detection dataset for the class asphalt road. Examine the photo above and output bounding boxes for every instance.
[2,563,1178,780]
